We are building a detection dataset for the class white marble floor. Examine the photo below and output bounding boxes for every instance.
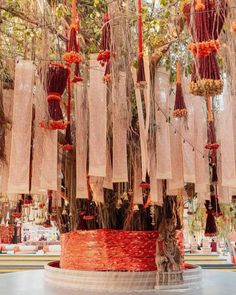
[0,269,235,295]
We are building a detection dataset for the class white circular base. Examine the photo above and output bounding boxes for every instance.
[0,269,235,295]
[44,262,202,292]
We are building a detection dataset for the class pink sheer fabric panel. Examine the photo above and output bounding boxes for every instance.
[88,56,107,177]
[33,80,58,192]
[112,73,128,183]
[167,91,184,194]
[193,98,209,201]
[149,148,163,206]
[0,90,13,195]
[39,129,58,191]
[90,176,104,203]
[132,69,147,181]
[75,83,88,198]
[103,145,113,190]
[133,158,143,205]
[31,78,58,193]
[155,68,172,180]
[8,61,34,194]
[219,86,236,187]
[181,94,196,183]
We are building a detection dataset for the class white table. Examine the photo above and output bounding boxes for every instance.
[0,269,235,295]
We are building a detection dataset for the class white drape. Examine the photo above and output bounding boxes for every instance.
[90,176,104,203]
[219,85,236,187]
[181,78,196,183]
[0,90,13,195]
[155,68,172,180]
[112,72,128,183]
[193,98,209,202]
[149,147,163,206]
[31,78,58,193]
[103,144,113,190]
[8,60,35,194]
[75,82,88,198]
[133,157,143,204]
[88,55,107,177]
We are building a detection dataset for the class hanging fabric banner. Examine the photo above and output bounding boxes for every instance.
[103,144,113,190]
[40,129,58,191]
[112,72,128,183]
[0,90,13,195]
[131,57,151,182]
[155,68,172,180]
[168,92,184,194]
[75,82,88,198]
[31,78,58,193]
[182,79,196,183]
[193,98,209,201]
[8,61,34,194]
[90,176,104,203]
[219,88,236,187]
[217,153,232,204]
[149,147,163,206]
[31,79,45,194]
[88,55,107,177]
[133,156,143,205]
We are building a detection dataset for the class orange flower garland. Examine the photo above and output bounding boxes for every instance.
[188,40,220,57]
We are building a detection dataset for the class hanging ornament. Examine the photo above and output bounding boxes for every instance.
[40,63,69,130]
[195,0,205,11]
[136,0,146,87]
[97,12,111,83]
[63,0,83,80]
[173,61,187,118]
[204,200,218,237]
[183,0,227,97]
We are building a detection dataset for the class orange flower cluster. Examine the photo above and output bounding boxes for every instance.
[102,74,111,83]
[39,120,69,130]
[97,49,111,66]
[173,108,188,118]
[39,203,45,209]
[232,21,236,32]
[195,1,205,11]
[61,144,74,151]
[188,40,220,57]
[12,212,22,219]
[63,52,83,64]
[71,75,83,83]
[205,143,220,150]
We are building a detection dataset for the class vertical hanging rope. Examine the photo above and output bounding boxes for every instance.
[137,0,146,87]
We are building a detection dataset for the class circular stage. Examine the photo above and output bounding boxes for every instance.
[0,269,235,295]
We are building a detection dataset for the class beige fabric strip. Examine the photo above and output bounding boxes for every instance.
[8,60,35,194]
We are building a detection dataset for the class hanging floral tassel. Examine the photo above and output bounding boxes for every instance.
[137,0,146,87]
[173,61,187,118]
[40,63,69,130]
[195,0,205,11]
[63,0,83,82]
[183,0,227,97]
[97,12,111,83]
[204,200,218,237]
